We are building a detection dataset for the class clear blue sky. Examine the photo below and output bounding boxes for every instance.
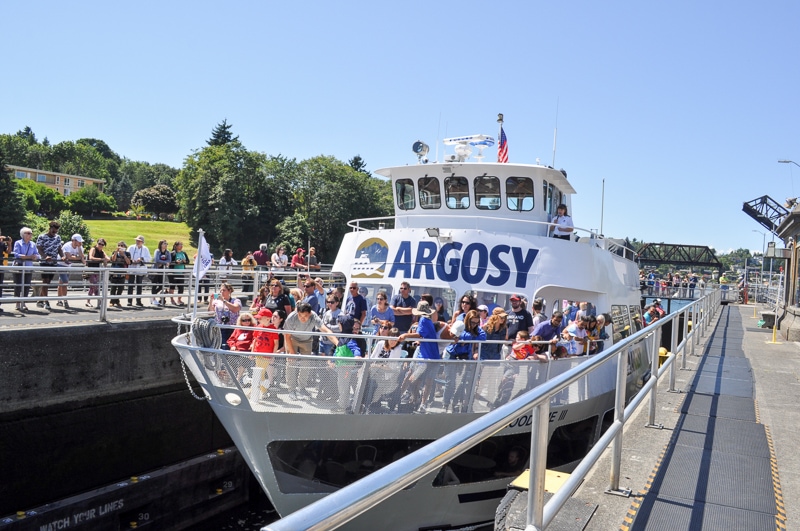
[4,1,799,254]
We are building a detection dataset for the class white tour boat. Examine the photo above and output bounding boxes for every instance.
[172,133,650,530]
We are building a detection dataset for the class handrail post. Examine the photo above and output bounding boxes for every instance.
[668,312,678,392]
[681,306,689,370]
[646,330,662,428]
[526,400,550,531]
[99,267,109,321]
[605,348,631,496]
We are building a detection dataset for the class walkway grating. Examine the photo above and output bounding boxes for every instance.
[624,306,783,530]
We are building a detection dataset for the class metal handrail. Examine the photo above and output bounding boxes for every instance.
[261,289,721,531]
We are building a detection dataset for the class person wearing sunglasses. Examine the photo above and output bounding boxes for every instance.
[300,278,320,314]
[227,313,257,385]
[389,281,417,333]
[262,281,292,316]
[368,290,394,328]
[451,292,477,325]
[345,281,367,324]
[318,296,342,356]
[443,309,486,412]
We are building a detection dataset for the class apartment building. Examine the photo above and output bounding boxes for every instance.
[8,164,105,196]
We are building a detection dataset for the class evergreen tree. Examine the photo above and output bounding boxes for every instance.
[207,119,239,146]
[0,149,27,236]
[348,155,370,176]
[107,175,135,211]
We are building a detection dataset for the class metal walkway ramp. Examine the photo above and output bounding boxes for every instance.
[624,306,785,530]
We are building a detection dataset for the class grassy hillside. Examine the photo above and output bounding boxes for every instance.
[83,220,198,256]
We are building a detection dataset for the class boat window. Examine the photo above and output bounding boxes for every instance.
[629,305,643,332]
[547,416,598,469]
[610,305,630,342]
[505,177,533,211]
[474,175,501,210]
[267,434,532,493]
[418,176,441,209]
[395,179,415,210]
[547,183,556,217]
[444,176,470,209]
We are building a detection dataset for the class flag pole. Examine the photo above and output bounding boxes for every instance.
[497,113,504,162]
[192,228,204,321]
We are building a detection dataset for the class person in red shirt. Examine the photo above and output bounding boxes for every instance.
[251,308,281,400]
[228,313,256,386]
[290,248,306,270]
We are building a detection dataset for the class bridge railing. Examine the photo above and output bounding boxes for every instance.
[260,289,722,531]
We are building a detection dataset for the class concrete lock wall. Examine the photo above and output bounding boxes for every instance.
[0,321,234,516]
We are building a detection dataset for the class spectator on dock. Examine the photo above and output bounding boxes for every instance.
[169,241,189,306]
[36,220,65,310]
[550,203,573,241]
[109,241,130,307]
[240,250,257,296]
[253,244,270,269]
[291,247,306,270]
[271,246,288,270]
[86,238,108,307]
[151,239,171,306]
[0,230,9,310]
[13,227,40,312]
[218,248,237,281]
[307,247,320,270]
[59,233,85,308]
[127,236,151,306]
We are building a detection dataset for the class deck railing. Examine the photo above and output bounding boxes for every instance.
[258,290,721,531]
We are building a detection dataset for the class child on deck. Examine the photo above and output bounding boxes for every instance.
[251,308,280,400]
[506,330,549,362]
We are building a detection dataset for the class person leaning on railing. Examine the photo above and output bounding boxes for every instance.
[169,241,189,307]
[86,238,109,308]
[0,230,10,310]
[12,227,40,312]
[109,241,131,308]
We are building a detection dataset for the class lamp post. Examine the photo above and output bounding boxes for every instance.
[779,160,799,197]
[753,229,766,304]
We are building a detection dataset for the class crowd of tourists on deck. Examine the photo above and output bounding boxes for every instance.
[0,224,322,314]
[204,269,613,413]
[640,269,703,298]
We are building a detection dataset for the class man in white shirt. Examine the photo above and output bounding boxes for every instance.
[59,234,86,308]
[127,235,152,306]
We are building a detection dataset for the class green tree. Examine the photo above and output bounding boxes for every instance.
[16,179,68,216]
[348,155,371,176]
[207,119,239,147]
[176,141,270,253]
[54,210,92,247]
[51,141,111,181]
[106,174,135,211]
[0,152,27,236]
[67,185,117,217]
[131,184,177,215]
[15,126,37,144]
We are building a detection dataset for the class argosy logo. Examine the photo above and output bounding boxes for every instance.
[387,241,538,289]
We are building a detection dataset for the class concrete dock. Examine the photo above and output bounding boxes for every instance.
[572,304,797,530]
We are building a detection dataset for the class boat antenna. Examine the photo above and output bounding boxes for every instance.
[435,112,441,163]
[600,178,605,236]
[552,97,559,167]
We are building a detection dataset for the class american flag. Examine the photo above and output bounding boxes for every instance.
[498,126,508,163]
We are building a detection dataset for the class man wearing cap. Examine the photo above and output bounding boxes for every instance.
[127,236,151,306]
[59,233,86,308]
[477,305,490,328]
[653,299,665,317]
[291,248,306,270]
[506,294,534,340]
[397,300,440,412]
[36,220,65,310]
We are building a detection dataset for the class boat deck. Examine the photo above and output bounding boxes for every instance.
[568,305,796,530]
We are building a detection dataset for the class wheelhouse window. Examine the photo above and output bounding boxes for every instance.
[444,176,469,209]
[506,177,533,211]
[395,179,415,210]
[474,175,501,210]
[418,176,441,209]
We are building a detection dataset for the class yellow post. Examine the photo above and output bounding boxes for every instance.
[766,321,783,345]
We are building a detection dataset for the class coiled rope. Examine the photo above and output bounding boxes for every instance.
[181,317,223,400]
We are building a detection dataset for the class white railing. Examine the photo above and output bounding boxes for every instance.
[256,289,721,531]
[0,263,342,321]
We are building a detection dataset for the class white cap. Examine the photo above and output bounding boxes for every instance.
[71,234,83,243]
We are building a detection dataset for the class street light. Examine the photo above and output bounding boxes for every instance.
[779,160,798,201]
[752,229,766,286]
[778,160,800,168]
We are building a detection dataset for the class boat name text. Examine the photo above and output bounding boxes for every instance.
[387,241,538,288]
[508,409,566,428]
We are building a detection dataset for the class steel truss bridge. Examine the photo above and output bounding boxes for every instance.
[636,243,723,273]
